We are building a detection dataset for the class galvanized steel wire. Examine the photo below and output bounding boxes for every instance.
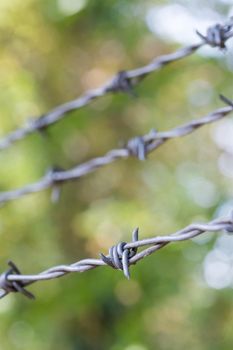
[1,18,233,300]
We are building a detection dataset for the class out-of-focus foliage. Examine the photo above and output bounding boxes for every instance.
[1,1,233,349]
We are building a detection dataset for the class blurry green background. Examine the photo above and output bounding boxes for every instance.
[1,0,233,349]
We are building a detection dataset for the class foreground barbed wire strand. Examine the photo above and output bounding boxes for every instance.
[0,19,233,151]
[0,213,233,299]
[0,95,232,204]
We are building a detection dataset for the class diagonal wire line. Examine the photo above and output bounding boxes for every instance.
[0,213,232,299]
[0,99,232,204]
[0,18,233,150]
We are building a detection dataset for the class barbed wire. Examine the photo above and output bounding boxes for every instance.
[1,17,233,302]
[0,213,233,300]
[0,18,233,151]
[0,95,232,205]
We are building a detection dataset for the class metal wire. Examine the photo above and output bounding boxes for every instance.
[0,18,233,151]
[0,213,233,299]
[0,95,232,204]
[1,17,233,301]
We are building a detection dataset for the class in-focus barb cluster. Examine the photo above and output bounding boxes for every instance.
[100,228,139,279]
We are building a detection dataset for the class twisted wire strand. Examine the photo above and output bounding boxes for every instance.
[0,213,232,299]
[0,18,233,151]
[0,96,232,204]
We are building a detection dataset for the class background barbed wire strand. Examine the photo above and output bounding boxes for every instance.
[0,101,232,204]
[0,18,233,150]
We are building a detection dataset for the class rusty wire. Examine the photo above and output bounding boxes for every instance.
[0,95,232,204]
[0,18,233,151]
[0,213,233,299]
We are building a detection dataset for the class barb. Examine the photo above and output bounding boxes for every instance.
[1,213,233,299]
[0,261,35,299]
[0,18,233,150]
[0,96,232,204]
[196,17,233,49]
[100,227,139,279]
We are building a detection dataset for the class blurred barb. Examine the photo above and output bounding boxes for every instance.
[0,98,232,204]
[1,213,233,300]
[0,18,233,150]
[196,17,233,49]
[0,261,35,300]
